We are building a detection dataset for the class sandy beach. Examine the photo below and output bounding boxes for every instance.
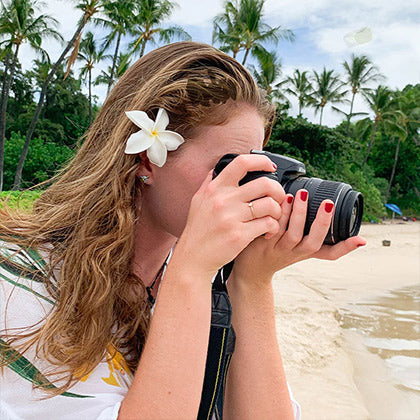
[273,221,420,420]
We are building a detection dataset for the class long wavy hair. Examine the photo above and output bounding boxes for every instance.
[0,41,276,395]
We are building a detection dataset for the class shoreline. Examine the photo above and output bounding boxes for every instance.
[272,222,420,419]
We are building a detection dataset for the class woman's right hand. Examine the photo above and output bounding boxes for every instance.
[175,153,286,277]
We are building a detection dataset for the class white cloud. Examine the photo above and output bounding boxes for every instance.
[264,0,331,28]
[169,0,221,26]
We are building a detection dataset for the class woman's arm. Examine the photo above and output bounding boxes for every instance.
[118,251,213,420]
[223,276,295,420]
[221,190,366,419]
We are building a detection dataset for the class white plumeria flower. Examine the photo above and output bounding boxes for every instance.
[124,108,184,167]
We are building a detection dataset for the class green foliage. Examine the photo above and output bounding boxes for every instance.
[283,69,313,115]
[128,0,191,57]
[3,131,75,190]
[5,61,91,146]
[212,0,294,65]
[267,115,355,176]
[41,64,92,145]
[0,190,41,211]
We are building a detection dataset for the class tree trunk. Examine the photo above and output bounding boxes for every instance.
[242,48,250,65]
[319,106,324,125]
[0,51,11,192]
[140,37,148,58]
[298,99,302,116]
[12,14,89,190]
[88,67,92,126]
[346,91,356,136]
[0,45,20,191]
[107,31,121,97]
[362,120,377,167]
[385,136,402,203]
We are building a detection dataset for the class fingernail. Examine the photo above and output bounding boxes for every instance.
[272,163,277,170]
[300,191,308,201]
[287,195,294,204]
[357,243,365,247]
[324,202,334,213]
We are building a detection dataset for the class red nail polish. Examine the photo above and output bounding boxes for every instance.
[272,163,277,170]
[324,202,334,213]
[300,191,308,201]
[287,195,293,204]
[357,243,365,247]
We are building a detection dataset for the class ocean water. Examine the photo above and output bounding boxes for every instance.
[338,285,420,394]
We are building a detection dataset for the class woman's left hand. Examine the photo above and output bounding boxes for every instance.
[230,188,367,288]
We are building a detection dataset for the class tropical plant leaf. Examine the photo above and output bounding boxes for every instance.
[0,339,93,398]
[0,245,47,282]
[0,271,54,305]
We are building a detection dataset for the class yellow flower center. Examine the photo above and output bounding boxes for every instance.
[151,129,158,137]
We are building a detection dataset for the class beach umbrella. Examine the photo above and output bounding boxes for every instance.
[385,203,402,221]
[385,204,402,215]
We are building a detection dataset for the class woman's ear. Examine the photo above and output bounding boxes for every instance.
[136,151,154,184]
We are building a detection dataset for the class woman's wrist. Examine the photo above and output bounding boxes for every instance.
[165,245,216,290]
[228,267,274,298]
[171,236,219,281]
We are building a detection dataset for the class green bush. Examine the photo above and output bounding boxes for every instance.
[3,131,75,190]
[0,190,42,211]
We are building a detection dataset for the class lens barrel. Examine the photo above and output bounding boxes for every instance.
[283,177,363,244]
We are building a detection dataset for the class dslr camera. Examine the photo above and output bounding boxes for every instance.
[212,150,363,245]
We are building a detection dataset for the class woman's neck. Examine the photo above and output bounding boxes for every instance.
[131,212,177,291]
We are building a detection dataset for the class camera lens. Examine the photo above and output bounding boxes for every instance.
[283,177,363,245]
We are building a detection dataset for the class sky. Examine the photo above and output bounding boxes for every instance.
[15,0,420,127]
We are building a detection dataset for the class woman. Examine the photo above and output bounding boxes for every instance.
[0,41,366,419]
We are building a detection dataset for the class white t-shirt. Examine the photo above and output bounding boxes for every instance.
[0,240,301,420]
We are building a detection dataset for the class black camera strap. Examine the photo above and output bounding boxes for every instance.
[197,260,236,420]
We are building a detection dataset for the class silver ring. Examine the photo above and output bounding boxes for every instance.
[248,201,256,219]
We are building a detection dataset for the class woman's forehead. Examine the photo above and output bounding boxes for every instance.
[193,111,264,147]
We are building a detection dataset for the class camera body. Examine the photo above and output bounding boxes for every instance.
[212,150,363,245]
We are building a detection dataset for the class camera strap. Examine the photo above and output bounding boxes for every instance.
[197,260,236,420]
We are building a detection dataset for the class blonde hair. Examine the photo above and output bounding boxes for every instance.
[0,41,276,395]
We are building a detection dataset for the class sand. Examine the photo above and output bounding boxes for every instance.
[272,221,420,420]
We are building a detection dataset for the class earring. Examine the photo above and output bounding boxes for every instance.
[139,175,150,183]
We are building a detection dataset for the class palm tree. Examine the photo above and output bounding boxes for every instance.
[247,47,286,103]
[129,0,191,58]
[310,67,347,125]
[357,85,400,167]
[385,89,420,202]
[12,0,103,190]
[213,0,294,65]
[283,69,312,116]
[342,54,383,136]
[92,0,136,96]
[212,3,241,58]
[75,31,109,125]
[94,51,131,88]
[0,0,62,191]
